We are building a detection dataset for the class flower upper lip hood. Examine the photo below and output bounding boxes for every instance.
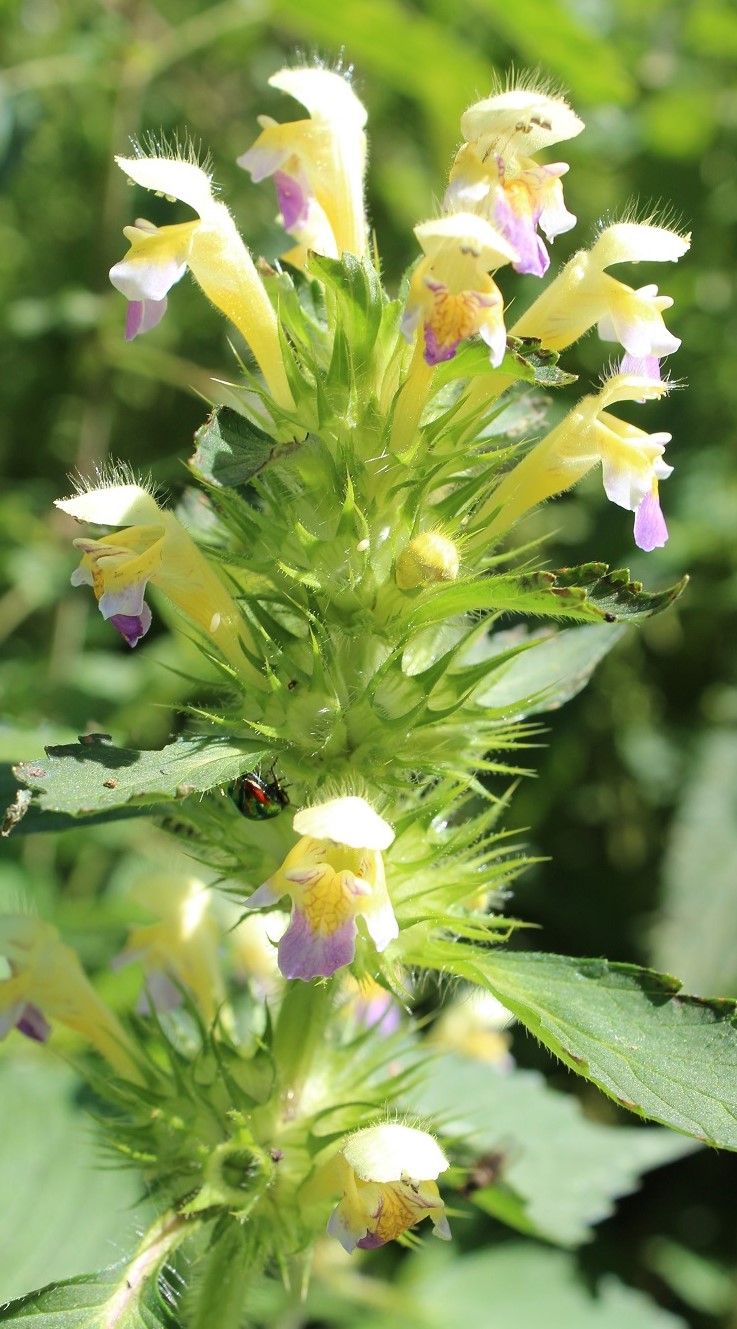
[342,1123,448,1183]
[460,87,585,157]
[292,796,395,851]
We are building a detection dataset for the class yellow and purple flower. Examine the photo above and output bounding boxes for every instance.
[246,797,398,981]
[511,221,690,370]
[0,916,139,1077]
[484,367,673,550]
[237,67,368,269]
[402,213,518,367]
[109,152,292,406]
[326,1123,450,1252]
[430,989,515,1068]
[445,86,584,277]
[340,974,402,1036]
[56,481,253,669]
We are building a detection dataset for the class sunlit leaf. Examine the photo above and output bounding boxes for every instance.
[477,951,737,1148]
[11,734,265,819]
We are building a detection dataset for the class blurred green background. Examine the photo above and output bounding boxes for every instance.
[1,0,737,1324]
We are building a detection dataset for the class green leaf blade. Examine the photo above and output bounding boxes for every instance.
[478,951,737,1149]
[410,565,689,628]
[190,407,300,489]
[11,735,265,820]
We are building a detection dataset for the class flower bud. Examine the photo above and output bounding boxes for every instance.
[396,532,460,591]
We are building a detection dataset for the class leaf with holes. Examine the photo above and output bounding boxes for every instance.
[11,734,265,820]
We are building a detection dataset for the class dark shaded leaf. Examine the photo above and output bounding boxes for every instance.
[190,407,301,489]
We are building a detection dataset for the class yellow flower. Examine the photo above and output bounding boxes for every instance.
[238,67,368,269]
[247,797,398,981]
[511,222,690,359]
[56,482,255,672]
[227,910,289,999]
[116,876,224,1024]
[109,153,293,408]
[327,1124,450,1251]
[403,213,519,367]
[0,916,139,1078]
[430,990,515,1067]
[483,368,673,550]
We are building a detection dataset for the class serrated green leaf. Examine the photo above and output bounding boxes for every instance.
[12,735,265,819]
[506,337,578,387]
[477,951,737,1148]
[189,407,300,489]
[413,1055,696,1245]
[429,339,576,393]
[409,564,688,628]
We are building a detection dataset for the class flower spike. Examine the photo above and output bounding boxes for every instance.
[246,796,398,981]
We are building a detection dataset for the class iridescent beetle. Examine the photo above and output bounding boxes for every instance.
[231,766,290,820]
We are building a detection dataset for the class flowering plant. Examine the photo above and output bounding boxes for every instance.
[4,62,735,1328]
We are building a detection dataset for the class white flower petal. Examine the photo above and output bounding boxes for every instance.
[591,223,691,269]
[55,484,161,526]
[343,1124,448,1183]
[293,797,394,851]
[269,67,368,129]
[115,156,217,218]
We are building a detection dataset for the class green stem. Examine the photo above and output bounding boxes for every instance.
[388,336,435,455]
[106,1210,200,1326]
[273,979,334,1114]
[186,1220,256,1329]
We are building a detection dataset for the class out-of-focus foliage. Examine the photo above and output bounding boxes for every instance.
[1,0,736,1325]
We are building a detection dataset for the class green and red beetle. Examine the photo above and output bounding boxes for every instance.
[231,767,290,820]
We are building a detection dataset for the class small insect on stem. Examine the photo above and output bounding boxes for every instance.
[231,765,290,820]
